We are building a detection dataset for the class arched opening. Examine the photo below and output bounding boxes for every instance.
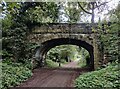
[45,44,91,68]
[35,38,94,69]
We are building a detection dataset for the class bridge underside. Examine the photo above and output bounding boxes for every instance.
[35,38,94,70]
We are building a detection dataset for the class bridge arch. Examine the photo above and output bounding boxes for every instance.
[35,38,94,69]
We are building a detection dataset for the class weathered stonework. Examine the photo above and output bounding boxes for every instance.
[28,33,93,45]
[28,23,102,70]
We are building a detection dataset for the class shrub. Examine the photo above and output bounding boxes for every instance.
[75,63,120,88]
[77,55,86,67]
[1,62,32,89]
[46,59,59,68]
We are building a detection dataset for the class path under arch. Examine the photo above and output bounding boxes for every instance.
[15,61,92,88]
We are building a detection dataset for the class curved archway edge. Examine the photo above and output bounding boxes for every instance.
[35,38,94,69]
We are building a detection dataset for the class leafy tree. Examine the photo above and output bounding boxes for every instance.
[46,45,80,63]
[1,2,59,62]
[59,1,109,23]
[99,3,119,62]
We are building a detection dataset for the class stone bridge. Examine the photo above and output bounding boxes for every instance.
[28,23,102,70]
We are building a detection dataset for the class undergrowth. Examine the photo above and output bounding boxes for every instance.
[75,62,120,88]
[1,61,32,89]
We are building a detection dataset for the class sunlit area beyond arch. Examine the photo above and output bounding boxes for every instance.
[45,45,90,68]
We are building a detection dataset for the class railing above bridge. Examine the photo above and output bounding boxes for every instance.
[32,23,99,34]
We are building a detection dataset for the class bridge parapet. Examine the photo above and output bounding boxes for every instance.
[32,23,98,34]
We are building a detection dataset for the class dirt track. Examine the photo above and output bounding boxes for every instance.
[13,61,91,88]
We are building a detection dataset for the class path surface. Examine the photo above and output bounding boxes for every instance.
[62,60,80,68]
[14,61,91,88]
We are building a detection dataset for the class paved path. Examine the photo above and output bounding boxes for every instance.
[14,61,91,88]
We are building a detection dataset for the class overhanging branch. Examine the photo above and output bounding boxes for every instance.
[95,2,109,9]
[78,2,92,14]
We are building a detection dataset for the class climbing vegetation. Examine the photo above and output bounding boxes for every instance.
[2,2,59,62]
[99,3,120,62]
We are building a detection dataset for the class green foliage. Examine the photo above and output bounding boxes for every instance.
[46,47,60,62]
[100,32,118,61]
[75,3,120,85]
[77,47,90,67]
[2,2,59,63]
[65,2,80,23]
[46,45,80,63]
[22,2,59,23]
[46,45,90,68]
[45,59,59,68]
[1,61,32,89]
[63,2,91,23]
[77,55,86,67]
[96,3,120,64]
[75,63,120,88]
[0,50,13,58]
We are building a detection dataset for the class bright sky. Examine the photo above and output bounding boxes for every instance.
[93,0,120,22]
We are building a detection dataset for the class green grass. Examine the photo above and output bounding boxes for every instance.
[75,63,120,88]
[46,59,59,68]
[1,62,32,89]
